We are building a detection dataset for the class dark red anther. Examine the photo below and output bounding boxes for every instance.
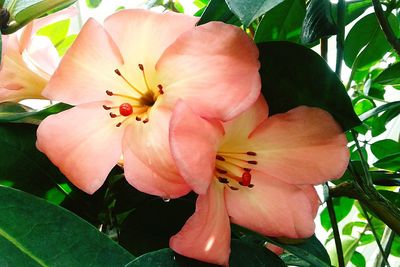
[116,122,122,127]
[241,171,252,186]
[218,177,229,184]
[114,69,122,76]
[247,160,258,165]
[106,90,113,96]
[216,168,227,174]
[246,151,257,156]
[142,118,149,124]
[216,155,225,161]
[158,84,164,94]
[102,105,111,110]
[243,168,251,172]
[109,112,117,118]
[138,64,144,71]
[136,116,141,121]
[229,186,239,191]
[119,103,133,117]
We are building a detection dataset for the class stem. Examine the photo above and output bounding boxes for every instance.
[336,0,345,75]
[326,190,345,267]
[351,130,374,187]
[372,0,400,55]
[321,38,328,61]
[330,182,400,235]
[360,204,391,267]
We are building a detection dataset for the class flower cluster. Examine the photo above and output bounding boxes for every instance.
[1,8,349,266]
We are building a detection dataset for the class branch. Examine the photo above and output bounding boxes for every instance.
[326,191,345,267]
[335,0,345,75]
[330,182,400,235]
[372,0,400,55]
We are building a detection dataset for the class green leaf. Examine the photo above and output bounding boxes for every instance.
[320,197,354,231]
[86,0,101,8]
[233,225,331,267]
[254,0,305,43]
[3,0,77,33]
[125,239,286,266]
[36,18,70,47]
[342,221,367,235]
[344,13,399,70]
[56,34,77,56]
[225,0,284,27]
[371,139,400,159]
[331,0,372,26]
[374,62,400,86]
[378,190,400,209]
[301,0,337,44]
[350,251,366,267]
[326,235,358,266]
[374,153,400,171]
[258,41,361,131]
[0,102,71,124]
[359,101,400,121]
[197,0,239,26]
[0,186,134,266]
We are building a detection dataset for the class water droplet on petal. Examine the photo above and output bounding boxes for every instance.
[162,196,170,203]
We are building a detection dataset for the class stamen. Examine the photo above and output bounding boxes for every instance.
[114,69,147,98]
[136,116,141,121]
[229,186,239,191]
[246,151,257,156]
[216,155,225,161]
[138,64,152,93]
[102,105,111,110]
[216,168,227,174]
[247,161,258,165]
[116,116,131,127]
[142,118,149,124]
[105,90,142,101]
[106,90,113,96]
[158,84,164,94]
[109,112,117,118]
[218,177,229,184]
[243,168,251,172]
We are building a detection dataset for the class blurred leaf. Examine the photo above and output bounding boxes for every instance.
[197,0,239,26]
[233,225,331,267]
[85,0,101,8]
[359,101,400,121]
[301,0,337,44]
[374,153,400,171]
[0,102,71,124]
[0,186,134,266]
[3,0,77,33]
[36,18,70,46]
[350,251,366,267]
[374,62,400,85]
[258,41,361,131]
[342,221,367,235]
[125,239,286,267]
[320,197,354,231]
[326,235,358,266]
[371,139,400,159]
[225,0,284,27]
[344,13,399,70]
[254,0,305,43]
[56,34,76,56]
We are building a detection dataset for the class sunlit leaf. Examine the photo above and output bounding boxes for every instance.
[371,139,400,159]
[350,251,366,267]
[197,0,239,26]
[86,0,101,8]
[320,197,354,231]
[36,18,70,46]
[326,235,358,266]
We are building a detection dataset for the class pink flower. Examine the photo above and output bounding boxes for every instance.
[0,7,75,102]
[169,97,349,266]
[36,9,260,197]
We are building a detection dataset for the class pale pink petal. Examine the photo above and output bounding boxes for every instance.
[246,106,349,185]
[225,171,317,238]
[36,102,124,194]
[157,22,260,121]
[265,243,284,255]
[219,96,268,150]
[42,18,125,105]
[123,103,191,199]
[25,35,60,78]
[170,181,231,266]
[170,101,224,194]
[104,9,197,76]
[299,185,320,217]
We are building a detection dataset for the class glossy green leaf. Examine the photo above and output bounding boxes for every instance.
[0,102,71,124]
[3,0,76,33]
[378,190,400,209]
[233,225,331,267]
[36,18,70,47]
[225,0,284,27]
[344,13,399,70]
[331,0,371,26]
[342,221,367,236]
[359,101,400,121]
[371,139,400,159]
[350,251,366,267]
[301,0,337,44]
[86,0,101,8]
[320,197,354,231]
[374,62,400,86]
[125,239,286,267]
[254,0,305,43]
[374,153,400,172]
[0,186,134,266]
[197,0,239,26]
[258,41,361,131]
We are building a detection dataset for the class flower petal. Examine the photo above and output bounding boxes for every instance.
[170,181,231,266]
[36,102,124,194]
[157,22,260,121]
[225,171,317,238]
[123,103,191,199]
[42,18,125,105]
[170,100,224,194]
[104,9,197,74]
[248,106,349,185]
